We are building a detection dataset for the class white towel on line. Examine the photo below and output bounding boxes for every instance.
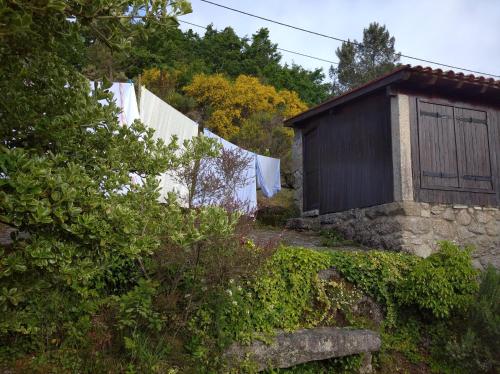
[256,154,281,198]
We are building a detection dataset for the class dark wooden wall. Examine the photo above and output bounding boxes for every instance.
[301,90,394,214]
[303,122,320,211]
[407,93,500,207]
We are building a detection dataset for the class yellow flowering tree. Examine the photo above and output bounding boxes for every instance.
[184,74,307,139]
[183,73,307,187]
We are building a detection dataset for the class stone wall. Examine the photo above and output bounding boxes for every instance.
[309,202,499,269]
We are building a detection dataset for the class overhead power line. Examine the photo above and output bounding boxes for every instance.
[199,0,500,79]
[179,20,338,65]
[275,48,337,65]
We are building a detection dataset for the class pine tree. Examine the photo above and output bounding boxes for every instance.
[329,22,400,95]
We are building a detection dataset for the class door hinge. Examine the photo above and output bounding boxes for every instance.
[462,175,492,181]
[455,117,487,125]
[420,110,450,119]
[422,171,457,178]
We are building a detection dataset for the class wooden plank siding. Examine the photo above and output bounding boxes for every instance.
[303,124,320,211]
[408,93,500,207]
[417,101,460,189]
[315,91,394,213]
[455,107,493,191]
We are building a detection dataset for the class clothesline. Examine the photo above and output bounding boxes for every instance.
[94,81,281,212]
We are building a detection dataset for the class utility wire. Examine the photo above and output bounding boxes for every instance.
[199,0,500,78]
[179,20,338,64]
[275,48,338,65]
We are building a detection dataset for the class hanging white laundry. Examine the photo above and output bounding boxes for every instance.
[139,87,199,203]
[90,81,140,126]
[89,81,142,193]
[107,82,140,126]
[256,154,281,198]
[201,129,257,214]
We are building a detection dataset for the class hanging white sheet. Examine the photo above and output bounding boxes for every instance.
[90,82,140,126]
[90,81,141,194]
[256,154,281,198]
[200,129,257,214]
[139,87,199,202]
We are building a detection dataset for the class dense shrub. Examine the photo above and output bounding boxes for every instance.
[396,241,478,318]
[189,248,332,356]
[191,243,481,372]
[443,266,500,373]
[320,229,359,247]
[255,188,299,228]
[189,246,371,371]
[328,250,419,324]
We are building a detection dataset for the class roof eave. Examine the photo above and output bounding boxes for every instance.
[285,68,411,127]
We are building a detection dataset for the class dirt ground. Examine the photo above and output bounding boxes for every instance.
[247,226,363,251]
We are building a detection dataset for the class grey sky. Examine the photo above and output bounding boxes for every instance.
[179,0,500,81]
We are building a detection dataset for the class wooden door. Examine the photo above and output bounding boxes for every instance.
[455,107,493,191]
[418,101,460,189]
[303,127,320,211]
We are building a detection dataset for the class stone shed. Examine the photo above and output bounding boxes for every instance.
[285,65,500,268]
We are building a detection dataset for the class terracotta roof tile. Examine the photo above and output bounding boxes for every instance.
[409,65,500,86]
[286,65,500,125]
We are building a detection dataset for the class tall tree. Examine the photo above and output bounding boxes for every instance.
[241,28,281,76]
[264,63,331,105]
[0,0,191,363]
[183,73,306,138]
[199,25,247,77]
[100,22,330,106]
[329,22,400,94]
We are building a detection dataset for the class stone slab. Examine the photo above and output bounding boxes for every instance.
[224,327,381,371]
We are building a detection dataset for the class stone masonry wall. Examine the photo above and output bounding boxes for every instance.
[315,202,499,269]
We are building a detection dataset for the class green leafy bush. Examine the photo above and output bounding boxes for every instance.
[328,250,419,324]
[442,266,500,373]
[256,188,299,228]
[396,241,478,318]
[189,247,333,357]
[320,229,358,247]
[188,246,373,371]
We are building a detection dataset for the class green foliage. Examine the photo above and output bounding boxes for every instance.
[265,354,362,373]
[0,130,170,355]
[186,242,483,371]
[437,266,500,373]
[263,63,330,106]
[396,241,478,318]
[330,22,400,94]
[114,280,164,333]
[190,248,332,351]
[319,229,358,248]
[328,250,419,324]
[125,24,330,106]
[110,280,172,373]
[0,0,191,369]
[244,248,335,334]
[256,188,299,227]
[189,246,373,371]
[380,317,423,365]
